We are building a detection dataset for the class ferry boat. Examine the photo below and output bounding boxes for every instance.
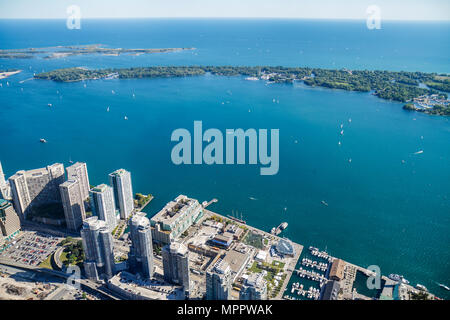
[389,274,410,284]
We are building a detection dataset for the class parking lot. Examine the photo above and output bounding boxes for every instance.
[0,232,60,267]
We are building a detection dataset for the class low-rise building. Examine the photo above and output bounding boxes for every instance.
[329,259,345,281]
[275,238,295,257]
[322,280,340,300]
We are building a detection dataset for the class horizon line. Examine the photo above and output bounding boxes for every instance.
[0,17,449,22]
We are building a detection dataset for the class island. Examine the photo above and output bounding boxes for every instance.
[34,65,449,115]
[0,44,195,59]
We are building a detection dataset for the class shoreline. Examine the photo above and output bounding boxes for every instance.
[33,65,449,115]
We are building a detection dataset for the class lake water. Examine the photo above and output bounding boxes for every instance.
[0,19,449,298]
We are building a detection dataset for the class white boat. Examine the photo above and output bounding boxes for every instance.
[438,283,450,291]
[47,103,52,107]
[124,116,128,120]
[340,130,344,135]
[413,150,424,154]
[416,284,428,291]
[107,106,110,112]
[39,138,47,143]
[321,200,328,207]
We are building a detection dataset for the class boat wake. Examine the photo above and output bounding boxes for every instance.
[437,282,450,291]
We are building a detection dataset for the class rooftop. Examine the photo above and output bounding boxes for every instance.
[151,195,200,225]
[131,212,150,228]
[212,258,230,275]
[91,183,109,193]
[275,238,294,256]
[82,216,107,230]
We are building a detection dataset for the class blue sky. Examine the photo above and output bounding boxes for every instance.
[0,0,449,20]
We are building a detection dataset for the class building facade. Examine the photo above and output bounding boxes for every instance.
[0,162,11,200]
[150,195,203,245]
[128,212,154,280]
[66,162,90,201]
[162,241,190,297]
[8,163,65,221]
[90,184,117,231]
[206,259,232,300]
[109,169,134,220]
[60,180,86,231]
[0,199,21,239]
[81,217,116,280]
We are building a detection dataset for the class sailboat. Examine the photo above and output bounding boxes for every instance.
[107,106,110,112]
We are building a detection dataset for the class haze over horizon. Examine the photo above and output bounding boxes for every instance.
[0,0,449,21]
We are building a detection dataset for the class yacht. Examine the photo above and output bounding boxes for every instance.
[415,284,428,291]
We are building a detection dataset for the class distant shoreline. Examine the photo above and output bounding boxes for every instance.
[0,44,195,59]
[0,69,22,79]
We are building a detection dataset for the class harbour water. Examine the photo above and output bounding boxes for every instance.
[0,19,449,298]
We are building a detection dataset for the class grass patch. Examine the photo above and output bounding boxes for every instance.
[243,231,264,249]
[39,254,54,270]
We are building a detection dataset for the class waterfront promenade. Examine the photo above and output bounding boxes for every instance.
[203,208,303,300]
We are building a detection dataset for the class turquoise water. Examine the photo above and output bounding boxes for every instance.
[0,19,449,298]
